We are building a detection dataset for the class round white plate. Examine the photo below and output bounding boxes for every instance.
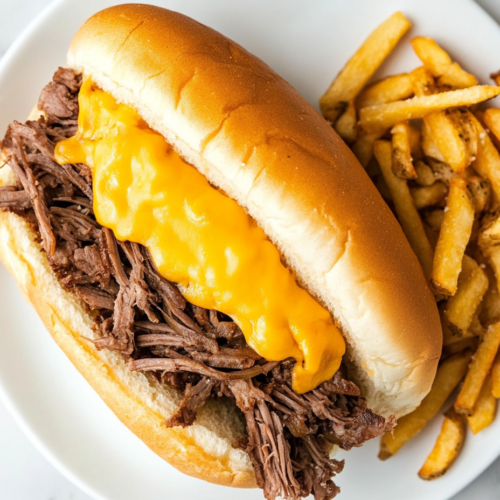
[1,1,500,499]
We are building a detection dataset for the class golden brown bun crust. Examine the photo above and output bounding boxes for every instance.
[0,163,254,488]
[67,4,441,418]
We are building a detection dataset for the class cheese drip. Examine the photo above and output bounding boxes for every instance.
[55,78,345,393]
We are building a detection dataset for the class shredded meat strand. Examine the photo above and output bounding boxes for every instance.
[0,68,396,500]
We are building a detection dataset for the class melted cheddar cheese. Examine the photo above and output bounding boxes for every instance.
[55,78,345,393]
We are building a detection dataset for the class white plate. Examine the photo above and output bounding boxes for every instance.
[1,0,500,499]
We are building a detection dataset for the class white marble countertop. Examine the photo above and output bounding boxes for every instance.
[1,0,500,498]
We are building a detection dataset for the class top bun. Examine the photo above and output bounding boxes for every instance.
[67,4,441,417]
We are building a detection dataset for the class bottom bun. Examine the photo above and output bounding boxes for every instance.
[0,165,255,488]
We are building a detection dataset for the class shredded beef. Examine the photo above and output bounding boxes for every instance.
[0,68,396,500]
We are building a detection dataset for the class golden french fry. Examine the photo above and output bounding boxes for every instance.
[467,375,496,434]
[418,408,466,480]
[491,70,500,86]
[492,352,500,398]
[431,178,475,296]
[467,175,491,213]
[411,182,447,210]
[411,37,478,89]
[391,122,417,179]
[445,256,489,335]
[334,100,357,143]
[483,108,500,143]
[455,321,500,415]
[359,86,500,133]
[410,66,438,97]
[439,63,479,89]
[423,109,477,174]
[422,122,446,163]
[320,12,411,121]
[480,265,500,327]
[470,114,500,203]
[357,73,413,108]
[415,160,436,186]
[352,130,385,168]
[374,140,434,278]
[379,352,472,460]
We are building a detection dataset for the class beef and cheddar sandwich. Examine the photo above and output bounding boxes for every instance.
[0,5,441,499]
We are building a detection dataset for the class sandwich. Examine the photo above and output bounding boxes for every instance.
[0,4,442,500]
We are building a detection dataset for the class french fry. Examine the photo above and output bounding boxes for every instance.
[410,66,437,97]
[352,130,386,168]
[455,321,500,415]
[422,122,446,163]
[357,73,413,108]
[492,352,500,398]
[470,114,500,203]
[374,140,434,278]
[440,63,479,90]
[334,100,357,143]
[415,160,436,186]
[445,255,489,335]
[418,408,466,480]
[491,70,500,86]
[359,86,500,133]
[410,182,447,210]
[467,176,491,213]
[431,178,475,296]
[320,12,411,121]
[379,352,472,460]
[391,122,417,179]
[483,108,500,143]
[467,375,496,434]
[480,265,500,326]
[423,109,477,174]
[411,37,477,89]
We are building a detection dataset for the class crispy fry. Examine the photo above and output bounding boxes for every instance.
[374,140,433,278]
[480,265,500,326]
[467,175,491,213]
[359,86,500,133]
[492,352,500,398]
[391,122,417,179]
[440,63,479,89]
[431,178,475,296]
[423,109,477,174]
[320,12,411,121]
[334,100,357,143]
[455,321,500,415]
[357,73,413,108]
[445,256,489,336]
[352,130,384,168]
[470,114,500,203]
[379,352,472,460]
[418,408,466,480]
[411,182,447,210]
[483,108,500,144]
[467,375,496,434]
[415,160,436,186]
[411,37,478,90]
[410,66,438,97]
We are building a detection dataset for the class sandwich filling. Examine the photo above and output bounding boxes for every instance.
[0,69,395,500]
[54,77,345,394]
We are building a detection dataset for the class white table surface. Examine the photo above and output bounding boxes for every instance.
[1,0,500,499]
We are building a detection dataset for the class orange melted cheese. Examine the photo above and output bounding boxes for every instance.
[55,78,345,393]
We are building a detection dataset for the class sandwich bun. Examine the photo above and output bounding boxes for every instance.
[0,3,441,487]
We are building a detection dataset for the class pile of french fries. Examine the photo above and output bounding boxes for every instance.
[321,11,500,480]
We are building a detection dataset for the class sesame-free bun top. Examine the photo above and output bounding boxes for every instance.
[67,4,441,417]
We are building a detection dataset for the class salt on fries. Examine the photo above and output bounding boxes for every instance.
[321,11,500,481]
